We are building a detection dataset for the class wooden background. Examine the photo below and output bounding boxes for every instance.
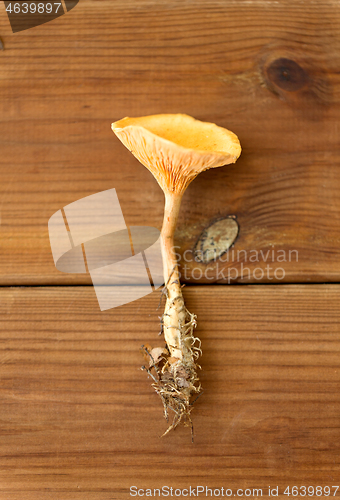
[0,0,340,498]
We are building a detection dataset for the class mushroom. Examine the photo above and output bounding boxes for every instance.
[111,113,241,437]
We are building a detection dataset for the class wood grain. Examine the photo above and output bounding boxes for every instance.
[0,285,339,498]
[0,1,340,284]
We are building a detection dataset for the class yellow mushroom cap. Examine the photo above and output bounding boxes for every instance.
[111,113,241,195]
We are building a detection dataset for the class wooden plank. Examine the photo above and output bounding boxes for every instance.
[1,0,340,285]
[0,284,339,498]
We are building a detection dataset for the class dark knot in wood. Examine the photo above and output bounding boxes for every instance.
[266,58,308,92]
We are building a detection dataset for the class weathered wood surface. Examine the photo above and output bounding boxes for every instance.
[1,0,340,284]
[0,285,339,498]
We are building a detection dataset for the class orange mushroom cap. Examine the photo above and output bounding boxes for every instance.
[112,114,241,195]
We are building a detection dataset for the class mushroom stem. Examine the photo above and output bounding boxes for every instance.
[161,191,182,284]
[161,191,186,361]
[154,190,201,437]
